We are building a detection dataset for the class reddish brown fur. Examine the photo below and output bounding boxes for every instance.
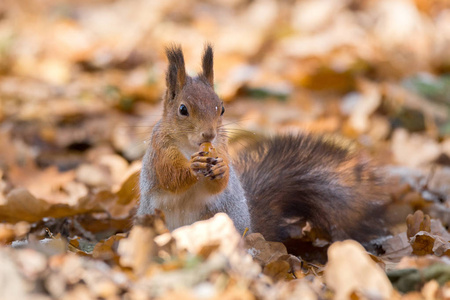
[165,46,186,100]
[201,44,214,86]
[153,144,197,193]
[154,45,228,195]
[139,45,389,252]
[203,147,230,194]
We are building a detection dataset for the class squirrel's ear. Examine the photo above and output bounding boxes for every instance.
[165,45,186,100]
[201,44,214,86]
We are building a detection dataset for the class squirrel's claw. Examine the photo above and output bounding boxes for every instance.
[207,164,227,180]
[190,151,226,180]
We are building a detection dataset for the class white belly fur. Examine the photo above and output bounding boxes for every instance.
[153,182,220,230]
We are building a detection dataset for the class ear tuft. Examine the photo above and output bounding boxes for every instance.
[202,44,214,86]
[165,45,186,100]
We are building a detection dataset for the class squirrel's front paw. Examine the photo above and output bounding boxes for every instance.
[190,151,215,177]
[190,152,227,180]
[205,158,227,180]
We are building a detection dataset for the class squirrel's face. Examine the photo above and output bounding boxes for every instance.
[162,45,226,154]
[166,78,225,153]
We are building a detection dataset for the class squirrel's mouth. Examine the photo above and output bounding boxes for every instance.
[195,139,215,147]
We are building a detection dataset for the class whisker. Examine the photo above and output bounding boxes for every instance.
[222,117,257,127]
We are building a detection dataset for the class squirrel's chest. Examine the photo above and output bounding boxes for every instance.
[154,184,220,230]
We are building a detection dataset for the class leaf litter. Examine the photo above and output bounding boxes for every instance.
[1,0,450,299]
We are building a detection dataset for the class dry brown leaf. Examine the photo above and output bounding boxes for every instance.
[0,222,30,244]
[275,279,320,300]
[0,128,21,170]
[368,253,387,271]
[407,210,431,239]
[172,213,261,279]
[410,231,436,256]
[0,248,29,300]
[0,187,103,223]
[391,129,442,167]
[396,255,445,270]
[403,191,430,210]
[408,218,450,257]
[172,213,242,257]
[157,290,199,300]
[0,170,6,205]
[244,233,288,267]
[1,165,138,223]
[118,217,157,276]
[0,188,52,223]
[115,169,140,205]
[76,163,111,188]
[98,154,130,187]
[430,219,450,240]
[279,254,304,277]
[62,284,94,300]
[213,285,256,300]
[381,232,413,263]
[198,243,221,260]
[421,280,440,300]
[8,165,76,204]
[92,234,126,261]
[0,226,16,245]
[325,240,393,300]
[433,237,450,257]
[263,260,290,282]
[348,80,382,133]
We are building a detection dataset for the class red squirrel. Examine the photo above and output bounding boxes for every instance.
[137,45,388,247]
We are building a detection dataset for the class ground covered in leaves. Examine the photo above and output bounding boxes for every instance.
[1,0,450,299]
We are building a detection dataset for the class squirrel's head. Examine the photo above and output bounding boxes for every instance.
[162,45,225,153]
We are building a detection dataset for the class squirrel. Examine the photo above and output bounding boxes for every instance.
[137,45,388,250]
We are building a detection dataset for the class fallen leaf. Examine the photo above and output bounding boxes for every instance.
[76,163,111,188]
[391,129,442,167]
[381,232,413,262]
[172,213,261,279]
[433,237,450,257]
[407,210,431,239]
[325,240,393,300]
[244,232,288,266]
[396,255,445,270]
[0,222,30,244]
[92,234,126,261]
[263,260,290,282]
[118,215,158,276]
[409,228,450,257]
[421,280,439,300]
[348,80,382,133]
[8,165,76,203]
[410,231,436,256]
[0,248,29,300]
[0,187,103,223]
[172,213,242,258]
[14,248,47,279]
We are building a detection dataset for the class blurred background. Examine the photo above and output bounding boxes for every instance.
[1,0,450,227]
[2,2,450,297]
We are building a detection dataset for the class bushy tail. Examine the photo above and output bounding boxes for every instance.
[234,134,389,245]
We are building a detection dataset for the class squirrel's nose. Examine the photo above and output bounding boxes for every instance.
[201,131,216,142]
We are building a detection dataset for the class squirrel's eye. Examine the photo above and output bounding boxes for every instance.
[179,104,189,116]
[221,106,225,116]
